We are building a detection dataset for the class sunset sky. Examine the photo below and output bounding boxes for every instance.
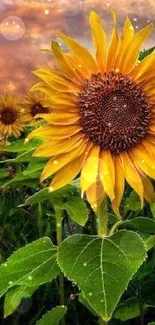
[0,0,154,97]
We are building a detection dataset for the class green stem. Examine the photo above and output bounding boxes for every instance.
[97,201,109,325]
[97,199,108,237]
[37,203,43,237]
[98,318,108,325]
[109,220,124,236]
[55,208,66,325]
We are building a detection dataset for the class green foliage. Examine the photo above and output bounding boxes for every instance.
[0,237,60,298]
[57,231,146,321]
[22,185,89,226]
[113,297,141,321]
[1,138,42,153]
[4,285,36,317]
[139,47,155,61]
[36,306,67,325]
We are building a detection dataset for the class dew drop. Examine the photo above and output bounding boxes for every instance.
[89,292,92,296]
[83,262,87,267]
[28,275,33,281]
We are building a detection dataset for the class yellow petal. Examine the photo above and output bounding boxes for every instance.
[51,41,82,83]
[64,53,90,79]
[40,140,88,182]
[57,31,98,74]
[112,156,125,218]
[99,150,115,201]
[33,69,81,93]
[142,138,155,157]
[141,173,155,204]
[131,145,155,179]
[121,23,153,73]
[106,11,120,71]
[89,11,106,72]
[120,152,144,207]
[81,145,100,193]
[86,178,105,212]
[36,112,80,125]
[30,82,57,97]
[34,133,85,157]
[27,124,82,141]
[50,142,92,191]
[114,17,134,70]
[130,51,155,82]
[44,94,78,112]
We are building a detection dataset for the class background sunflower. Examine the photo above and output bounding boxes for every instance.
[0,94,24,138]
[23,90,52,124]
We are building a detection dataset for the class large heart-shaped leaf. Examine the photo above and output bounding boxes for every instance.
[58,231,146,321]
[0,237,60,298]
[36,306,67,325]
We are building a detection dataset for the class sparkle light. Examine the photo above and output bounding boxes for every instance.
[44,9,49,15]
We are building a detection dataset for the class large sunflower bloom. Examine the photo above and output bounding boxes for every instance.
[23,91,52,123]
[0,95,23,138]
[27,11,155,216]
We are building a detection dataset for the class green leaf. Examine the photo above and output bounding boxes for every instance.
[125,191,141,212]
[63,197,88,226]
[4,285,36,317]
[113,297,140,321]
[0,237,60,298]
[148,323,155,325]
[3,172,40,189]
[58,231,146,321]
[79,294,97,315]
[1,150,34,163]
[150,202,155,218]
[119,217,155,234]
[22,185,79,206]
[1,139,42,153]
[23,160,46,176]
[36,306,67,325]
[139,47,155,61]
[0,168,9,179]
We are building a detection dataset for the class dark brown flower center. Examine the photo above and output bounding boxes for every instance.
[79,71,152,154]
[31,102,49,117]
[0,107,17,125]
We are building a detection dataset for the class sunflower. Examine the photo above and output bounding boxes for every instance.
[0,95,23,138]
[27,11,155,216]
[23,91,52,123]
